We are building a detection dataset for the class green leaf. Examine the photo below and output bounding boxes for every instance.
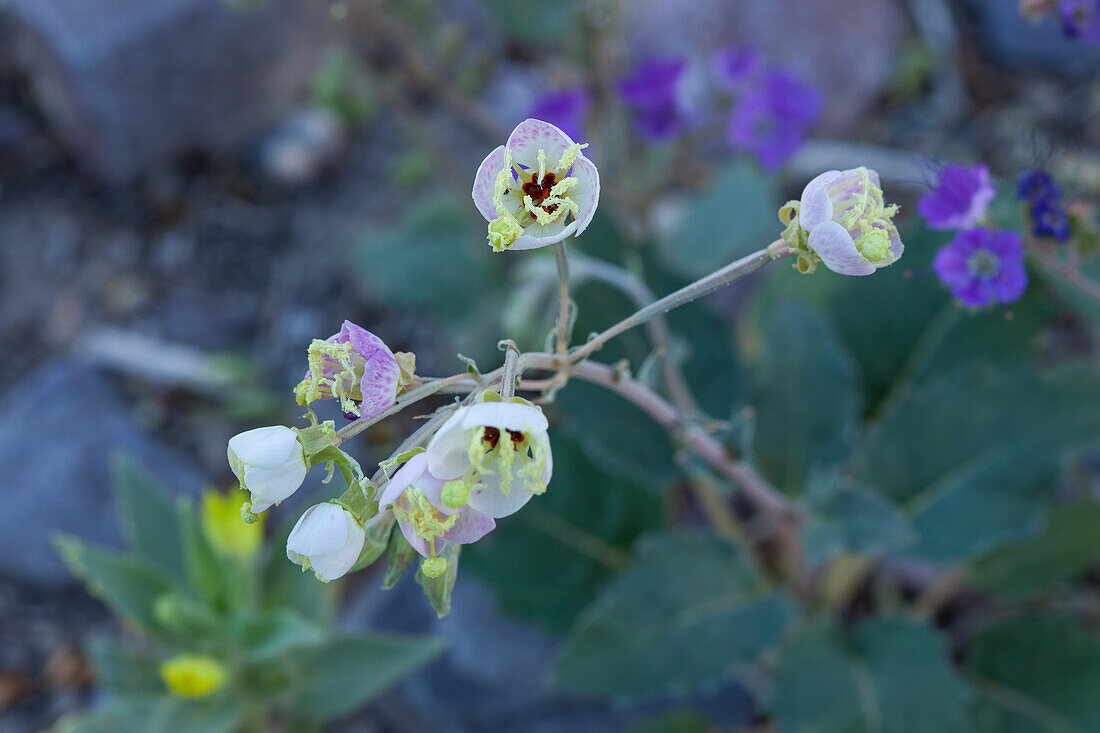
[50,700,169,733]
[53,534,174,634]
[415,543,460,618]
[554,531,794,698]
[260,510,336,624]
[968,501,1100,598]
[801,473,915,564]
[381,527,417,590]
[87,638,164,696]
[854,365,1100,563]
[354,197,504,315]
[293,633,446,721]
[967,615,1100,732]
[235,609,326,662]
[656,162,781,280]
[177,499,229,610]
[464,437,662,632]
[154,695,244,733]
[751,303,862,493]
[772,617,973,733]
[111,455,186,578]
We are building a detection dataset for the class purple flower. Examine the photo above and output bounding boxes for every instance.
[917,164,996,230]
[712,47,763,91]
[727,69,821,171]
[1031,199,1072,241]
[1017,168,1062,204]
[618,57,692,140]
[933,228,1028,307]
[1060,0,1100,43]
[527,88,590,144]
[294,320,401,419]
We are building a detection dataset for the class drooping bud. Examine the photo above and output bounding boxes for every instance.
[293,320,402,419]
[227,426,309,513]
[286,502,365,581]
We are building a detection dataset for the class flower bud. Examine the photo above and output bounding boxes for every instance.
[227,426,309,513]
[160,654,227,699]
[286,502,365,581]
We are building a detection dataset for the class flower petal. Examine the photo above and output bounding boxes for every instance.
[798,170,839,231]
[395,517,433,558]
[460,402,549,433]
[286,503,353,558]
[441,507,496,544]
[379,453,429,509]
[426,408,473,479]
[472,145,507,222]
[808,221,877,276]
[506,219,579,251]
[570,155,600,237]
[309,516,365,581]
[507,118,576,170]
[466,472,536,518]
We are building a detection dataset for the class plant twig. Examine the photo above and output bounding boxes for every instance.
[553,243,572,354]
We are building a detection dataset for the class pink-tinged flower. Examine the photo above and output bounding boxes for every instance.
[425,400,552,519]
[933,228,1028,307]
[727,69,821,171]
[917,164,996,230]
[472,119,600,252]
[294,320,400,419]
[379,453,495,563]
[527,88,590,144]
[795,167,903,275]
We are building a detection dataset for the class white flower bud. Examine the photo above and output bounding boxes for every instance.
[286,502,365,581]
[227,426,309,513]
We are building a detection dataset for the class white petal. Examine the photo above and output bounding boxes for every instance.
[244,459,308,505]
[461,402,549,433]
[466,472,535,518]
[506,118,575,170]
[228,426,302,469]
[379,453,428,509]
[472,145,507,222]
[533,430,553,486]
[570,155,600,237]
[309,515,365,581]
[798,170,840,231]
[808,221,876,276]
[508,219,579,251]
[286,503,353,558]
[395,517,433,558]
[426,408,474,479]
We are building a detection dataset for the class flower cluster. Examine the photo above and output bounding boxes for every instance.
[227,314,555,596]
[918,162,1028,307]
[618,57,699,141]
[1018,168,1071,242]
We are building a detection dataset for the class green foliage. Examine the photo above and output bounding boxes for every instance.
[554,532,793,698]
[967,615,1100,732]
[750,302,863,493]
[773,618,972,733]
[52,458,443,731]
[854,365,1100,563]
[465,437,663,632]
[801,473,915,564]
[657,162,781,280]
[968,501,1100,598]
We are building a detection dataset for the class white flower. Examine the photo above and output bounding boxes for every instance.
[227,426,309,513]
[795,166,903,276]
[425,400,553,518]
[286,502,365,581]
[472,118,600,252]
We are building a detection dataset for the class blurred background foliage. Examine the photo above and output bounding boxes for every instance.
[0,0,1099,731]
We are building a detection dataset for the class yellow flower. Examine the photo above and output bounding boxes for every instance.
[202,489,263,559]
[160,654,227,698]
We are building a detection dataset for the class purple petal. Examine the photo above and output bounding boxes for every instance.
[808,221,876,276]
[527,88,589,143]
[917,164,995,230]
[990,261,1028,304]
[339,321,400,420]
[472,145,507,222]
[712,47,763,91]
[799,170,840,231]
[442,507,496,544]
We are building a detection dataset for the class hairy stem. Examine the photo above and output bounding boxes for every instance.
[553,242,572,354]
[567,240,792,363]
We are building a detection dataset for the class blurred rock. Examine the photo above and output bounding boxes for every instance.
[4,0,332,182]
[958,0,1100,78]
[619,0,908,131]
[256,107,346,187]
[344,574,757,732]
[0,360,205,585]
